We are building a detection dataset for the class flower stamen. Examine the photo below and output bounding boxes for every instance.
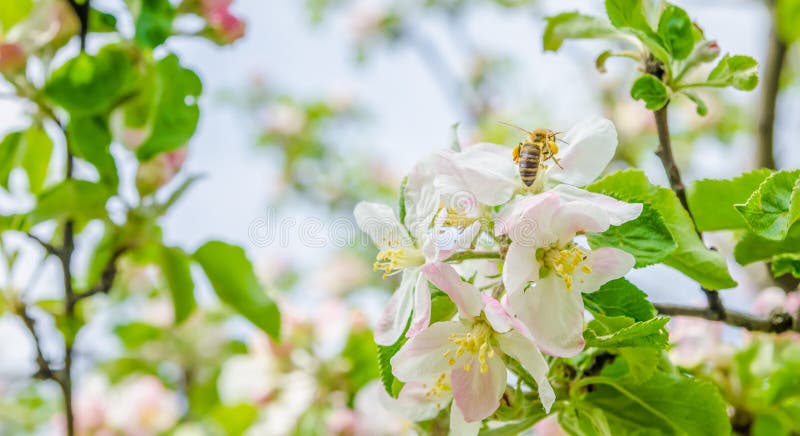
[542,245,591,291]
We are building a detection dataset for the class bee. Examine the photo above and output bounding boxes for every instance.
[502,122,564,187]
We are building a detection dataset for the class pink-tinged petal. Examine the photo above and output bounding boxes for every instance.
[553,184,643,226]
[451,352,507,422]
[547,117,617,187]
[550,199,610,243]
[496,193,560,243]
[508,274,586,357]
[375,270,416,346]
[502,242,539,296]
[391,321,468,381]
[421,262,483,318]
[449,401,481,436]
[497,331,556,412]
[354,202,412,251]
[482,294,513,333]
[435,143,518,206]
[382,379,450,421]
[407,274,432,338]
[572,248,635,294]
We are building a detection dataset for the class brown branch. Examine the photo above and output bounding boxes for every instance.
[18,307,59,381]
[73,246,127,303]
[653,105,691,216]
[655,303,795,333]
[756,3,787,170]
[26,232,60,256]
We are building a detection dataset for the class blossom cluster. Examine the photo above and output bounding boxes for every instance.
[355,117,643,432]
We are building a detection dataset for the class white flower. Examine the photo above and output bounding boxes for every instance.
[496,190,641,356]
[434,118,620,202]
[355,159,480,345]
[389,264,554,434]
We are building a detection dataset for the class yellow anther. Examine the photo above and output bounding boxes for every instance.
[543,244,591,291]
[463,363,471,372]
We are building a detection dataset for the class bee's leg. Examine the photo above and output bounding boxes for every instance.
[552,156,564,169]
[512,143,521,163]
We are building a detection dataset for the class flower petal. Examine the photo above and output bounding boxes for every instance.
[449,401,481,436]
[508,274,586,357]
[382,379,450,421]
[553,184,643,226]
[573,247,635,293]
[496,192,560,246]
[451,352,507,422]
[421,262,483,318]
[407,273,432,338]
[405,158,440,240]
[375,270,417,346]
[435,143,518,206]
[391,321,467,381]
[547,117,617,187]
[482,294,513,333]
[502,242,539,296]
[550,199,611,243]
[354,201,412,251]
[497,331,556,413]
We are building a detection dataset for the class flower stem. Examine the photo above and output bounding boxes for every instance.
[445,250,501,262]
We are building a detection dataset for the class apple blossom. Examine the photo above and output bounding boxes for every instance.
[496,190,641,356]
[201,0,246,44]
[389,262,555,433]
[354,159,480,345]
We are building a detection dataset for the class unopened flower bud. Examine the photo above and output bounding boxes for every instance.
[136,148,188,196]
[694,40,720,63]
[0,43,26,73]
[201,0,246,44]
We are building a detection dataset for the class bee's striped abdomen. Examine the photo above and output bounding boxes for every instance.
[518,142,541,187]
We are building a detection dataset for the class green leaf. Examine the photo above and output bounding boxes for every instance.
[44,44,139,116]
[734,223,800,265]
[543,12,619,51]
[20,127,53,194]
[687,169,772,231]
[587,204,677,267]
[430,290,458,323]
[771,253,800,279]
[656,4,694,60]
[616,348,667,383]
[135,55,202,161]
[707,54,759,90]
[0,0,33,31]
[134,0,175,48]
[114,321,162,348]
[735,170,800,241]
[604,0,670,63]
[583,278,656,322]
[630,75,669,110]
[377,314,412,398]
[681,91,708,116]
[193,241,280,340]
[0,132,23,189]
[584,315,669,349]
[588,169,737,290]
[67,116,118,188]
[89,8,118,33]
[398,176,408,225]
[581,373,732,435]
[210,404,258,436]
[777,0,800,43]
[160,246,196,324]
[341,326,380,393]
[29,180,110,225]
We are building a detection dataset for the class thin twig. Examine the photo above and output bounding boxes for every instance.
[756,2,787,170]
[73,246,127,303]
[655,303,795,333]
[26,233,60,256]
[18,307,59,381]
[446,250,501,262]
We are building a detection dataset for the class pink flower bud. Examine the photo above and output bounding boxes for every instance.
[201,0,246,44]
[695,40,720,63]
[135,148,188,196]
[0,43,26,73]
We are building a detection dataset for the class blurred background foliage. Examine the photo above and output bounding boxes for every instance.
[0,0,799,435]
